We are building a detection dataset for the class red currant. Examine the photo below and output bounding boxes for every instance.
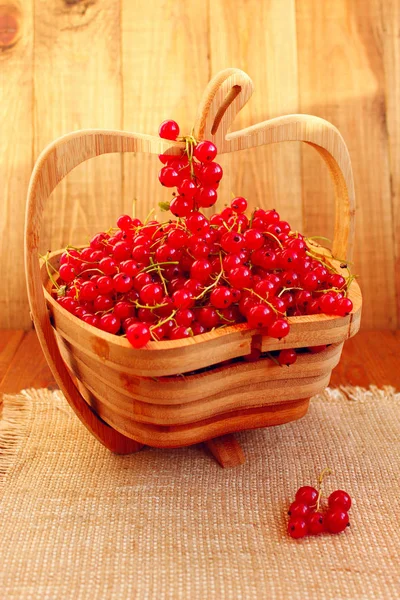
[159,120,180,140]
[159,166,179,187]
[194,140,217,162]
[328,490,352,511]
[325,509,350,534]
[278,348,297,366]
[288,518,308,539]
[267,319,290,339]
[307,512,325,535]
[288,502,311,518]
[295,486,318,506]
[126,323,151,348]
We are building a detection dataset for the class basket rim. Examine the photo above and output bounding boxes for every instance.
[41,247,362,352]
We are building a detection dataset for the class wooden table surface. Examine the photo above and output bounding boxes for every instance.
[1,330,399,397]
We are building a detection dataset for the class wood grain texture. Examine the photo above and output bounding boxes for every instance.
[2,329,398,394]
[209,0,303,232]
[378,0,400,327]
[33,0,123,254]
[1,0,400,329]
[204,434,246,468]
[296,0,398,329]
[0,0,33,328]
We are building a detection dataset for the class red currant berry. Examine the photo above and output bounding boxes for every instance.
[132,272,152,291]
[268,319,290,339]
[167,228,188,249]
[172,289,194,309]
[159,119,180,140]
[319,293,337,315]
[112,241,132,262]
[247,304,274,329]
[307,512,325,535]
[126,323,151,348]
[170,196,194,217]
[93,295,114,312]
[191,321,206,336]
[295,486,319,506]
[328,490,352,512]
[228,266,252,289]
[288,518,308,539]
[197,187,218,208]
[288,502,311,518]
[96,275,114,294]
[79,281,98,302]
[335,297,353,316]
[210,286,233,309]
[200,162,223,185]
[117,214,132,230]
[133,246,151,266]
[243,229,264,250]
[159,166,179,187]
[330,274,346,289]
[186,212,210,235]
[82,314,100,328]
[221,231,244,254]
[197,306,219,329]
[178,179,197,198]
[90,232,109,250]
[175,309,194,327]
[99,257,118,276]
[231,196,247,213]
[114,301,135,320]
[98,314,121,334]
[113,273,133,293]
[325,509,350,534]
[139,283,163,306]
[190,259,212,282]
[137,308,157,323]
[59,264,76,283]
[278,348,297,366]
[194,140,217,162]
[119,260,139,278]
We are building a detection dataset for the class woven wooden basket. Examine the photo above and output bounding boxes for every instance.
[25,69,362,467]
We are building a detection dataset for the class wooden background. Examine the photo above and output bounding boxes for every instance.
[0,0,399,330]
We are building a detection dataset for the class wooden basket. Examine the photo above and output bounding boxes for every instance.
[25,69,362,467]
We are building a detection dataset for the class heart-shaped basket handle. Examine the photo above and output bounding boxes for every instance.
[25,68,355,453]
[194,68,355,261]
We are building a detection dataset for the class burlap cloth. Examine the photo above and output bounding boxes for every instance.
[0,387,399,600]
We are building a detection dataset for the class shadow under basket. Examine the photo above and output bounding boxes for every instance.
[26,68,362,467]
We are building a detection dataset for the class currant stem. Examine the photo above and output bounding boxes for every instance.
[243,288,282,316]
[315,467,333,512]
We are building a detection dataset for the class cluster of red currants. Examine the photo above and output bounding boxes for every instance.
[158,119,221,213]
[52,120,353,350]
[288,483,352,539]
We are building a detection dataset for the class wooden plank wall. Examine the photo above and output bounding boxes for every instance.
[0,0,398,329]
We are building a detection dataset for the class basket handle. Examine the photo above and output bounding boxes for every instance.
[194,69,355,261]
[25,129,181,453]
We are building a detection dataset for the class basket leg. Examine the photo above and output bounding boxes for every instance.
[204,434,245,468]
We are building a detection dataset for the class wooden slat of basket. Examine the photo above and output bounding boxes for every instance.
[63,355,330,426]
[56,334,343,405]
[75,378,310,448]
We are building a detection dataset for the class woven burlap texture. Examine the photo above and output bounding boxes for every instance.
[0,387,399,600]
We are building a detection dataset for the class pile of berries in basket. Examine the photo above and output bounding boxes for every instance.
[46,119,354,366]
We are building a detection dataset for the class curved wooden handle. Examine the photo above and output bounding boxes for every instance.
[194,68,254,149]
[25,129,182,453]
[194,70,355,260]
